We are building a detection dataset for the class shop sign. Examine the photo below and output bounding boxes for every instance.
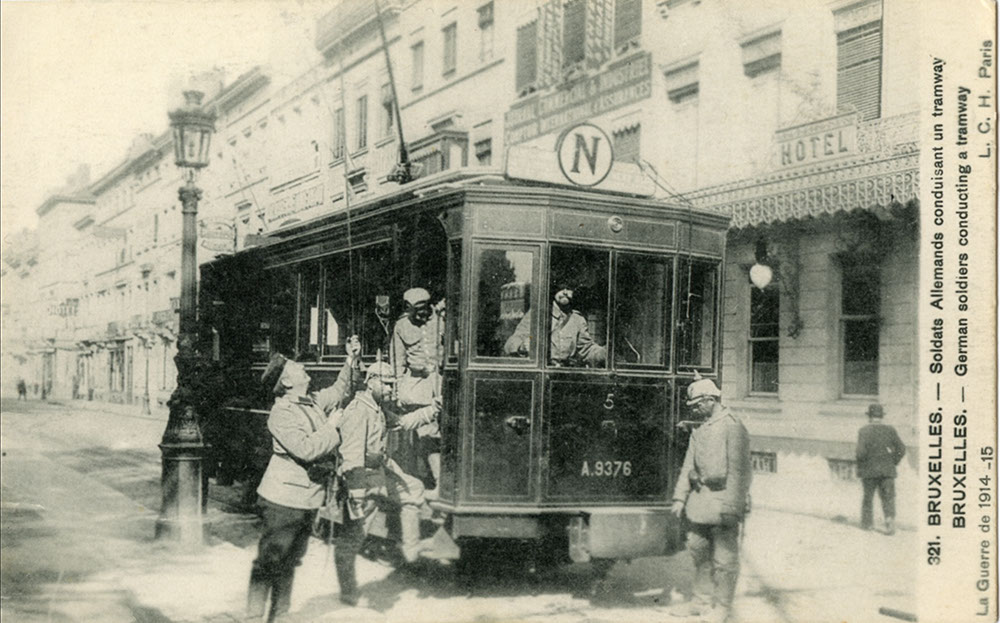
[556,123,614,187]
[505,52,652,145]
[506,143,655,196]
[774,112,857,168]
[200,219,236,254]
[266,183,325,226]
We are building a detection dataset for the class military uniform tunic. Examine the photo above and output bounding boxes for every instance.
[391,315,443,434]
[671,404,752,611]
[257,362,358,510]
[671,406,752,524]
[503,306,607,366]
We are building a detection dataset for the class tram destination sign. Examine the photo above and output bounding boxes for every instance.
[505,52,652,145]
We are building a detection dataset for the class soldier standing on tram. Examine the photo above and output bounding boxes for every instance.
[391,287,444,499]
[335,362,434,607]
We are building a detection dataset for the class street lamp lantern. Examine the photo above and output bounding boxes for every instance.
[156,88,216,547]
[169,90,216,170]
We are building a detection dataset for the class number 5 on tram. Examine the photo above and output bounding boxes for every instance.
[200,172,729,567]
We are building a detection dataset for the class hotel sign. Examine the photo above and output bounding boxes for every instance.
[775,112,857,168]
[505,52,652,145]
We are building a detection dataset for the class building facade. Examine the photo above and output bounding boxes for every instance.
[2,0,919,522]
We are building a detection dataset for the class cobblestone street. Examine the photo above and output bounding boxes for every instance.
[0,397,915,623]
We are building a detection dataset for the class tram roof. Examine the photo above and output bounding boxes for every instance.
[230,168,730,258]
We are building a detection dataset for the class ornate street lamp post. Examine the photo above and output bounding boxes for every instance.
[155,90,216,546]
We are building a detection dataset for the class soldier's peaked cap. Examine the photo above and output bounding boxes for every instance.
[261,353,288,387]
[365,361,395,383]
[403,287,431,305]
[686,378,721,405]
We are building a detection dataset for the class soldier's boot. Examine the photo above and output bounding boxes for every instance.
[246,570,270,621]
[885,518,895,535]
[700,606,731,623]
[424,453,442,500]
[334,549,360,606]
[400,506,432,563]
[266,568,295,622]
[669,598,711,618]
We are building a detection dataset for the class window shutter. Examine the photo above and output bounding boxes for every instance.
[614,0,641,49]
[516,21,538,92]
[562,0,586,67]
[836,21,882,121]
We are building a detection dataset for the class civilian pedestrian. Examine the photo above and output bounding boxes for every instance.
[856,403,906,535]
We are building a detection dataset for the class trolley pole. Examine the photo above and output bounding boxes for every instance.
[155,91,215,547]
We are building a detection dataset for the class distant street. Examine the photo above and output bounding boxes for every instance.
[1,397,915,623]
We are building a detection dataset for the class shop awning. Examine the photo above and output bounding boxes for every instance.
[689,112,918,230]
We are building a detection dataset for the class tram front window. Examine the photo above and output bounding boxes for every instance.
[676,259,719,369]
[614,254,672,367]
[477,248,535,358]
[546,246,608,368]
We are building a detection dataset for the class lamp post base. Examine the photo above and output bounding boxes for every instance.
[155,441,207,547]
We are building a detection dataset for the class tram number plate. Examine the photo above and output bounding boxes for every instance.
[580,460,633,477]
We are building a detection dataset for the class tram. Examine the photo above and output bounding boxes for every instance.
[200,169,729,568]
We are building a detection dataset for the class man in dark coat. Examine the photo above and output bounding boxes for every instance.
[856,403,906,534]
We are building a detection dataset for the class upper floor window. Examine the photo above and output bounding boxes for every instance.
[380,84,395,138]
[478,2,495,62]
[562,0,586,68]
[515,21,538,94]
[749,284,779,394]
[474,138,493,166]
[664,60,699,104]
[332,108,345,160]
[741,30,782,78]
[836,19,882,121]
[840,260,879,396]
[442,22,458,75]
[614,0,641,51]
[355,95,368,150]
[411,41,425,90]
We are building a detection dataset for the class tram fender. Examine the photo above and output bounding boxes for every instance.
[569,510,673,562]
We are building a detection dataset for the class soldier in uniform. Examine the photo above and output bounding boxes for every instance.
[391,287,443,498]
[503,285,606,367]
[335,362,431,607]
[246,338,363,623]
[669,378,751,623]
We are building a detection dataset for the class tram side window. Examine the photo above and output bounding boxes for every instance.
[547,246,608,368]
[676,259,718,370]
[477,248,535,359]
[615,254,672,367]
[356,243,395,358]
[322,252,352,357]
[265,266,297,359]
[297,263,322,360]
